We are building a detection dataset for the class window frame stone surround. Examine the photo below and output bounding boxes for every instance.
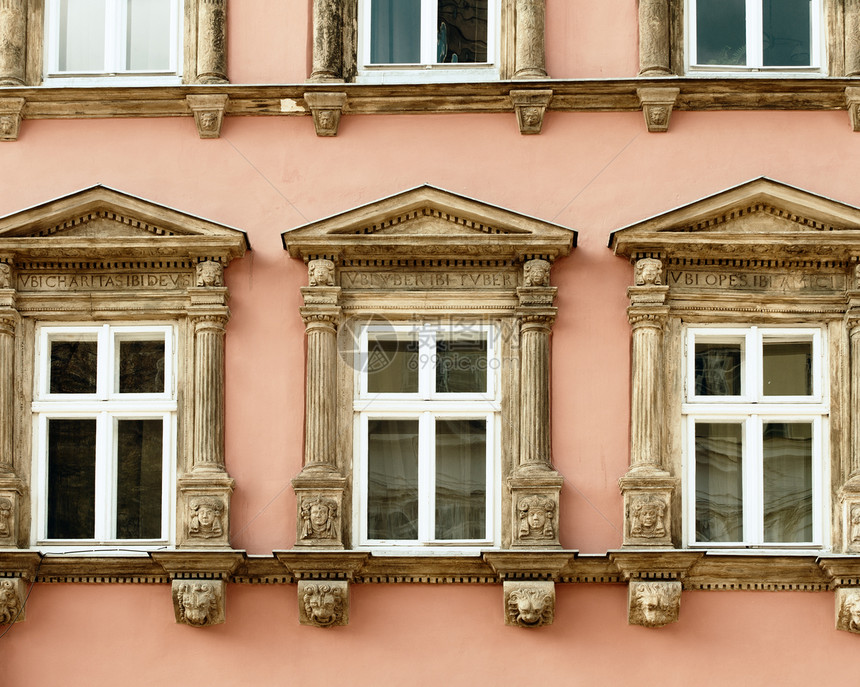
[0,0,228,87]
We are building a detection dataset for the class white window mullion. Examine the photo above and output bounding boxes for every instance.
[161,411,173,541]
[419,412,433,542]
[745,415,762,546]
[746,0,762,68]
[484,414,494,541]
[93,412,112,540]
[105,0,120,73]
[745,327,757,401]
[812,416,824,545]
[420,0,437,65]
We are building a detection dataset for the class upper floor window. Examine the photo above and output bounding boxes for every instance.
[355,323,498,548]
[358,0,498,83]
[684,326,826,548]
[33,324,176,546]
[45,0,181,83]
[688,0,822,72]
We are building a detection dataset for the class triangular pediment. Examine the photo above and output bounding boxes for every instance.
[0,185,248,261]
[610,178,860,260]
[283,185,576,261]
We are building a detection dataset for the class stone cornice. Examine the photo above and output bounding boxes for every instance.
[1,78,859,121]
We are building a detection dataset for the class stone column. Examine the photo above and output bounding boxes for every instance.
[508,259,563,548]
[178,260,234,548]
[514,0,547,79]
[309,0,344,82]
[841,271,860,551]
[619,258,675,547]
[293,259,346,549]
[0,0,26,86]
[638,0,672,76]
[195,0,228,83]
[0,260,21,548]
[847,0,860,77]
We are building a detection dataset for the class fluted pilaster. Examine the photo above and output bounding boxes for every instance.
[192,314,227,470]
[629,311,667,470]
[519,315,553,469]
[303,313,339,468]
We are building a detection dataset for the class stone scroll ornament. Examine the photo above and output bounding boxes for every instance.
[628,581,681,628]
[173,580,225,627]
[188,497,225,539]
[504,581,555,628]
[300,495,339,541]
[299,581,348,627]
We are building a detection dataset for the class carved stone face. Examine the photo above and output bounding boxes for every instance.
[522,107,541,127]
[196,261,223,287]
[629,494,667,538]
[635,258,662,286]
[303,584,342,627]
[200,112,218,131]
[523,259,551,287]
[527,507,547,532]
[0,579,20,624]
[506,587,554,628]
[517,495,555,539]
[0,263,11,289]
[649,106,668,126]
[197,504,216,528]
[310,503,330,529]
[308,259,335,287]
[318,110,335,129]
[300,495,338,540]
[631,582,681,628]
[189,497,223,538]
[0,497,11,537]
[178,583,216,627]
[0,117,13,136]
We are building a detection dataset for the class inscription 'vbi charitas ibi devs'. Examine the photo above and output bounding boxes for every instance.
[17,272,194,291]
[667,270,845,292]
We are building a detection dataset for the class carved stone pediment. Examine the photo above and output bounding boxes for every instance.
[610,177,860,262]
[0,185,249,262]
[283,185,576,263]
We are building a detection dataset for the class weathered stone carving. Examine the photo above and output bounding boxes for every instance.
[523,258,551,287]
[628,580,681,628]
[0,497,12,539]
[187,94,228,139]
[194,0,227,84]
[309,0,344,82]
[847,88,860,132]
[837,588,860,633]
[0,577,24,624]
[0,262,10,289]
[0,98,24,142]
[847,4,860,77]
[504,581,555,627]
[308,259,336,287]
[0,0,26,86]
[634,258,663,286]
[172,579,226,627]
[298,580,348,627]
[628,493,667,539]
[638,0,672,76]
[514,0,547,79]
[304,92,347,137]
[510,90,552,135]
[517,494,555,540]
[300,495,339,541]
[638,87,680,133]
[188,497,225,539]
[196,260,224,287]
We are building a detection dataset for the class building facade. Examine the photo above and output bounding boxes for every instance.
[3,1,860,684]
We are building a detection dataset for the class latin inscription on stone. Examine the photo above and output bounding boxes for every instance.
[340,271,516,289]
[667,270,844,292]
[17,272,193,292]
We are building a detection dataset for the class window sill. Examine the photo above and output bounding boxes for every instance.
[356,66,501,85]
[42,75,183,88]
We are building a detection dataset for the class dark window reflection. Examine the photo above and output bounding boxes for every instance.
[50,340,98,394]
[116,419,163,539]
[47,419,96,539]
[437,0,488,63]
[119,339,165,393]
[695,343,742,396]
[367,419,420,540]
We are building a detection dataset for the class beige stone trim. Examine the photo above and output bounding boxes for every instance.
[0,97,24,142]
[509,89,552,134]
[304,91,347,137]
[637,86,679,133]
[847,86,860,131]
[186,94,228,138]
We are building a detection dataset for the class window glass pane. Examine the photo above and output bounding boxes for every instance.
[436,330,487,393]
[763,422,813,542]
[367,334,419,393]
[435,419,486,539]
[437,0,488,63]
[695,422,743,542]
[695,0,746,65]
[126,0,172,71]
[371,0,421,63]
[762,0,811,66]
[59,0,107,72]
[47,419,97,539]
[50,339,98,394]
[694,342,742,396]
[116,419,163,539]
[118,338,165,393]
[367,419,419,539]
[763,340,812,396]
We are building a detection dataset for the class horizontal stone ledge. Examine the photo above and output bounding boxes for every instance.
[0,78,857,121]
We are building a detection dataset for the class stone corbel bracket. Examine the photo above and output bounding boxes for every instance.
[510,89,553,135]
[151,550,245,628]
[610,551,702,628]
[847,87,860,132]
[186,94,229,139]
[0,97,25,142]
[304,92,347,137]
[637,87,680,133]
[275,552,368,627]
[484,551,575,628]
[0,551,42,625]
[818,557,860,634]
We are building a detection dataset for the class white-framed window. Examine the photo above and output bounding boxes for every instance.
[32,324,176,547]
[45,0,182,84]
[355,322,499,548]
[683,326,827,548]
[357,0,499,83]
[687,0,822,73]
